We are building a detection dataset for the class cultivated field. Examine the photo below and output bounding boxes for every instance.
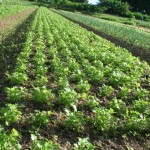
[0,4,150,150]
[55,10,150,51]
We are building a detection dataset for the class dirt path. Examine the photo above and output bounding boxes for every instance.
[0,7,37,42]
[136,26,150,33]
[55,11,150,65]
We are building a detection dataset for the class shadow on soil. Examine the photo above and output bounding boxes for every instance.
[0,10,37,105]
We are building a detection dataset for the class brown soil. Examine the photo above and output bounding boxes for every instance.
[0,8,37,42]
[55,11,150,65]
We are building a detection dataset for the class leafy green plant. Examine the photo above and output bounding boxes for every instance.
[84,95,99,108]
[33,76,48,86]
[92,107,115,133]
[31,134,59,150]
[134,88,149,99]
[73,137,95,150]
[33,52,46,65]
[85,66,104,83]
[76,80,91,93]
[0,126,21,150]
[32,86,53,103]
[58,87,78,106]
[15,62,27,73]
[29,110,53,126]
[55,66,69,77]
[5,86,27,101]
[0,104,22,126]
[57,77,69,89]
[109,98,126,114]
[99,84,114,97]
[33,66,48,75]
[118,86,131,99]
[132,100,149,113]
[69,70,83,83]
[7,72,28,84]
[57,10,150,50]
[63,109,84,132]
[124,110,146,132]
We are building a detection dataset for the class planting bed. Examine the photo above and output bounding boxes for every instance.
[0,7,150,149]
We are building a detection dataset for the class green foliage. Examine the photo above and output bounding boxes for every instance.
[99,84,114,97]
[33,76,48,86]
[7,72,28,84]
[122,0,150,15]
[84,95,99,108]
[29,110,53,126]
[0,5,32,20]
[85,66,104,83]
[92,107,115,133]
[0,104,22,126]
[63,109,84,132]
[58,87,78,106]
[118,86,131,99]
[31,134,59,150]
[5,86,27,101]
[125,110,146,132]
[50,0,98,13]
[0,127,21,150]
[76,80,91,93]
[57,10,150,50]
[132,100,149,113]
[109,98,126,114]
[1,6,150,149]
[57,77,70,89]
[99,0,131,16]
[32,86,53,103]
[73,137,95,150]
[33,66,48,75]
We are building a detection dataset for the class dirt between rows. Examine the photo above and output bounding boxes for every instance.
[0,8,36,42]
[136,26,150,33]
[55,11,150,65]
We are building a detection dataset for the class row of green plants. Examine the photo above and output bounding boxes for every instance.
[54,9,150,50]
[1,6,150,149]
[92,13,150,29]
[0,4,34,20]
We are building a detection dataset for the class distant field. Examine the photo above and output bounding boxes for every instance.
[55,10,150,51]
[92,13,150,29]
[0,5,34,20]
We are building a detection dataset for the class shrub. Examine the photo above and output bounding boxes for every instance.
[99,0,131,16]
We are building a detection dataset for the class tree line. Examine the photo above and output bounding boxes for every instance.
[29,0,150,15]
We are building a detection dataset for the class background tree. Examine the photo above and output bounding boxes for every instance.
[122,0,150,14]
[98,0,131,16]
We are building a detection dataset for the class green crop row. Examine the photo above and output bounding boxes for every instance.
[1,7,150,149]
[0,4,35,20]
[55,10,150,50]
[92,13,150,29]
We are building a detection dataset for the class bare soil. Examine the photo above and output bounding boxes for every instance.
[136,26,150,33]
